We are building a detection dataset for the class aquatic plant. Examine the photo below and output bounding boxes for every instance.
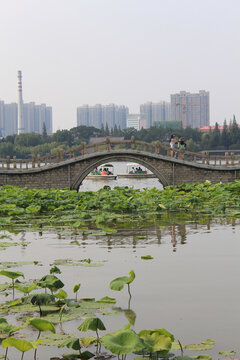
[101,327,145,359]
[138,329,174,356]
[30,293,55,317]
[73,283,81,301]
[78,317,106,354]
[110,270,135,299]
[1,337,42,360]
[37,274,64,294]
[0,270,24,299]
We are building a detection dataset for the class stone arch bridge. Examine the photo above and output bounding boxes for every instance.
[0,138,240,190]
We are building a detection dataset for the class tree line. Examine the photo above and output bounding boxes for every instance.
[0,117,239,158]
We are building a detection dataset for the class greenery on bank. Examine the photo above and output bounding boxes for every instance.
[0,116,240,158]
[1,181,240,232]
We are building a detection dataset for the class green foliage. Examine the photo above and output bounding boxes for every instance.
[59,337,81,351]
[0,270,24,280]
[110,270,135,291]
[37,274,64,292]
[101,328,145,355]
[1,337,42,352]
[138,330,173,353]
[78,317,106,332]
[29,318,56,333]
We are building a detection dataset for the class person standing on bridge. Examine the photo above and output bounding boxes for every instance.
[178,136,186,150]
[169,134,176,149]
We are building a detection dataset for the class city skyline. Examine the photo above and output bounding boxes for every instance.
[0,0,239,131]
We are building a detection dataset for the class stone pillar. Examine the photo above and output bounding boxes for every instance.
[13,156,16,169]
[106,137,111,151]
[131,136,135,150]
[37,154,41,167]
[6,156,10,170]
[32,155,35,169]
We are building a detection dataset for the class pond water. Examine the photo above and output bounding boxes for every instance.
[1,218,240,359]
[79,161,163,191]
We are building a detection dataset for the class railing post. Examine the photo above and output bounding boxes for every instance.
[206,152,209,165]
[32,155,35,168]
[60,151,64,161]
[155,141,160,154]
[231,152,235,165]
[56,150,60,163]
[26,160,28,169]
[13,156,16,169]
[20,160,22,169]
[6,156,10,169]
[81,142,86,155]
[225,152,229,165]
[37,154,41,167]
[106,137,111,151]
[201,152,205,164]
[131,136,135,150]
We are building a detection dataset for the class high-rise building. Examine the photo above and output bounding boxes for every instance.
[140,101,170,128]
[0,100,52,137]
[127,114,142,130]
[77,104,128,130]
[170,90,209,129]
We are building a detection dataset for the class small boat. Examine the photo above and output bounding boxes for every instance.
[86,164,117,180]
[118,163,156,178]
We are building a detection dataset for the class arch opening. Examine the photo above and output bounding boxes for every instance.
[71,154,170,190]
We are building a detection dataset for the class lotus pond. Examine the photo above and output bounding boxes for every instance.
[0,183,240,359]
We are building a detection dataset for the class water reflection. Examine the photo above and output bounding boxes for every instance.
[1,218,240,357]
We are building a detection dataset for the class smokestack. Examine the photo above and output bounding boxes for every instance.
[17,70,24,134]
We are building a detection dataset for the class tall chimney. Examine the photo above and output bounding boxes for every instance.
[17,70,24,134]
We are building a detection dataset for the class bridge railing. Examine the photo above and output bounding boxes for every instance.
[0,137,240,170]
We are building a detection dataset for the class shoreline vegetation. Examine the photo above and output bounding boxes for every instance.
[0,180,240,232]
[1,118,240,159]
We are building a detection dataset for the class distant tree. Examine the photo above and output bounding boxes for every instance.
[14,133,42,147]
[42,122,48,142]
[105,123,110,136]
[209,122,221,148]
[113,124,118,136]
[221,119,230,148]
[229,114,239,145]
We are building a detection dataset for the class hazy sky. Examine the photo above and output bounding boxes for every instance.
[0,0,239,131]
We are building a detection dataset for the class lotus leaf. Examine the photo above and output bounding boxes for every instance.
[101,328,145,355]
[59,337,81,350]
[55,289,68,299]
[29,318,56,333]
[138,330,172,353]
[73,283,81,293]
[184,343,214,351]
[50,266,61,274]
[42,332,75,346]
[110,276,130,291]
[37,274,64,292]
[0,270,24,280]
[62,351,94,359]
[16,283,37,294]
[1,337,34,352]
[141,255,153,260]
[79,337,96,347]
[31,293,55,306]
[219,350,236,356]
[78,317,106,332]
[96,296,116,304]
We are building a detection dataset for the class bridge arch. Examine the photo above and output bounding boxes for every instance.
[70,153,170,190]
